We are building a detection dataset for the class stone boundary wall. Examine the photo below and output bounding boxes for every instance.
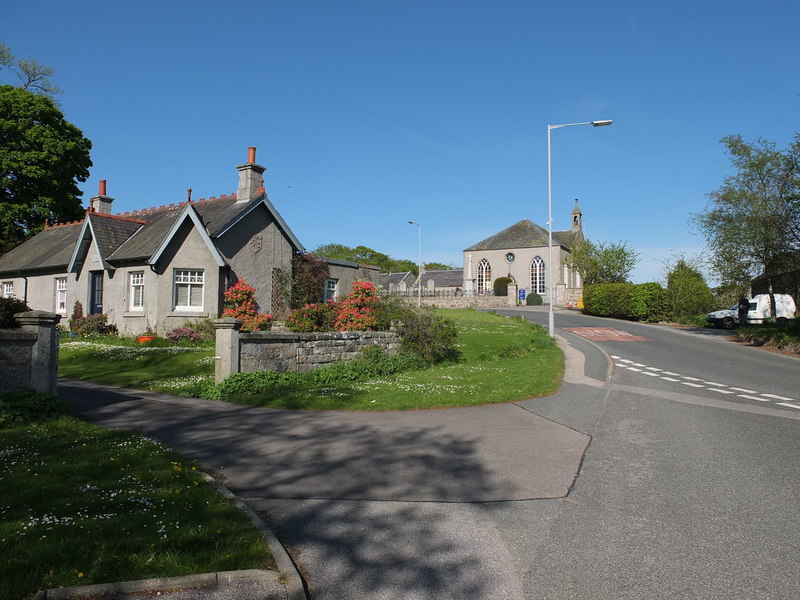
[0,311,61,396]
[214,317,400,382]
[409,295,517,309]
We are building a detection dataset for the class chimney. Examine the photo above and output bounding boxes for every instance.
[236,146,266,203]
[90,180,114,214]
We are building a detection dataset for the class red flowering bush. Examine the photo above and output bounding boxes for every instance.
[285,280,384,333]
[332,280,379,331]
[222,280,273,331]
[284,302,335,332]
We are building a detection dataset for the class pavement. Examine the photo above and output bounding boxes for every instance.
[41,329,609,600]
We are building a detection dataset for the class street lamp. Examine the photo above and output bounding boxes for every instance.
[546,120,612,338]
[408,220,422,306]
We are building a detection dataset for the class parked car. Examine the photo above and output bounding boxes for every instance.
[707,293,797,329]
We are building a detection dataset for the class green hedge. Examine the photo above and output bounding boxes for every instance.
[583,282,669,322]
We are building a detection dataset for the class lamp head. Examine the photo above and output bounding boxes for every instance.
[591,120,613,127]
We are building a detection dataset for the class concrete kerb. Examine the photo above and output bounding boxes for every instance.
[32,476,307,600]
[203,474,307,600]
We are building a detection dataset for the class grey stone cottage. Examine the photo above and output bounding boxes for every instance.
[0,147,376,334]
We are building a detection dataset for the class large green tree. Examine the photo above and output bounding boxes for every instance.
[0,85,92,253]
[567,239,639,285]
[312,243,453,275]
[693,134,800,299]
[663,254,714,317]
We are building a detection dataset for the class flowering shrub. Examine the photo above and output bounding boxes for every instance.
[222,279,273,331]
[285,281,383,333]
[166,326,201,344]
[70,313,118,336]
[333,280,380,331]
[284,302,335,332]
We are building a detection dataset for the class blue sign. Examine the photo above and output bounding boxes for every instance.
[519,288,526,300]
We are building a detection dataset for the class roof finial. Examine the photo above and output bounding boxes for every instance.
[187,188,192,203]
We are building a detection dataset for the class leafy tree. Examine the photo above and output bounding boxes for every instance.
[0,85,92,253]
[0,43,61,98]
[663,254,714,317]
[311,243,435,275]
[693,134,800,306]
[567,239,639,284]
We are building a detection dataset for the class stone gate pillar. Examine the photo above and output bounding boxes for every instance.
[15,310,61,395]
[214,317,243,384]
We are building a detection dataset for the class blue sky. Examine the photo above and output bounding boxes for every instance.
[3,1,799,283]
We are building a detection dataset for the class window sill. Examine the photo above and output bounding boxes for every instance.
[168,310,208,318]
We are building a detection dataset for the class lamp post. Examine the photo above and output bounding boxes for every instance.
[408,220,422,306]
[546,119,612,338]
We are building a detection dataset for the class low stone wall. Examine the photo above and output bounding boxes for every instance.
[0,311,61,396]
[214,317,400,382]
[408,295,516,309]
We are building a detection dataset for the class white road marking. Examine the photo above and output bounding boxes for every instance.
[738,395,770,402]
[763,394,794,402]
[615,357,796,408]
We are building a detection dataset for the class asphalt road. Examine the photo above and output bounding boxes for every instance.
[493,308,800,599]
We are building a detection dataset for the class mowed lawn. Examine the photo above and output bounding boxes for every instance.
[58,309,564,410]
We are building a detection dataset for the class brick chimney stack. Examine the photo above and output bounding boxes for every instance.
[90,180,114,214]
[236,146,266,203]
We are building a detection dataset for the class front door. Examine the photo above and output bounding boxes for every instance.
[90,272,104,314]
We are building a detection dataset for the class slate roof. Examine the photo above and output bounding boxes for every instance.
[374,272,414,289]
[464,219,580,252]
[0,191,307,277]
[420,269,463,287]
[0,221,83,275]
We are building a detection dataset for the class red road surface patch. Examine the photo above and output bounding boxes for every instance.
[563,327,651,342]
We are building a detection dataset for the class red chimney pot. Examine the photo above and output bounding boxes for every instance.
[99,180,107,196]
[248,146,256,163]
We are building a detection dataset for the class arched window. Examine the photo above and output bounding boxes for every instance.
[477,259,491,295]
[531,256,546,295]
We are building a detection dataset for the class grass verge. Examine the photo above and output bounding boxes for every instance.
[735,322,800,353]
[0,416,272,600]
[59,309,563,410]
[59,341,215,397]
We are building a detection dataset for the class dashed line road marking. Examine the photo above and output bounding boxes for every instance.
[739,395,770,402]
[613,356,796,409]
[763,394,794,402]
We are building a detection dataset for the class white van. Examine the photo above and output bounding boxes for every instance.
[707,293,796,329]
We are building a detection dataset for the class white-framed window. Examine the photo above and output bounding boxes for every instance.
[55,277,67,314]
[324,278,338,302]
[477,259,491,295]
[129,271,144,310]
[174,269,204,310]
[531,256,546,295]
[3,282,13,299]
